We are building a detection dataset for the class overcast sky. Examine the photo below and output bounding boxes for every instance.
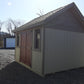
[0,0,84,32]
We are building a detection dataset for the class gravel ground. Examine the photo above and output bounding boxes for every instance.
[0,49,15,70]
[0,49,84,84]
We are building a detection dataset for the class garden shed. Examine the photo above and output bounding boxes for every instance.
[13,2,84,76]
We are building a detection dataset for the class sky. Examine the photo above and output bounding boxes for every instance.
[0,0,84,32]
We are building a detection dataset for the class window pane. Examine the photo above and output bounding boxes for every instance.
[34,29,40,49]
[17,34,19,46]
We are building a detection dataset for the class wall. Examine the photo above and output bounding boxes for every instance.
[44,28,84,74]
[32,28,44,75]
[15,47,20,62]
[15,34,20,62]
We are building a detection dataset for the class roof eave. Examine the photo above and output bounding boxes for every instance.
[12,21,44,33]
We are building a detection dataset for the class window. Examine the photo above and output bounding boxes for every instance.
[16,34,19,47]
[34,29,40,49]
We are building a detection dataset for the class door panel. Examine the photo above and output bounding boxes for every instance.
[20,30,32,66]
[25,31,32,66]
[20,32,26,63]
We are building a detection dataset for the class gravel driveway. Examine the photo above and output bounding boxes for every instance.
[0,49,15,70]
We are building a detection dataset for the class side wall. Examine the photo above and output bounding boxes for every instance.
[44,28,84,74]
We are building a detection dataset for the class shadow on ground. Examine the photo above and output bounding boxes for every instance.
[0,62,84,84]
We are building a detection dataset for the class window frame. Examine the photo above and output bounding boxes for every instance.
[16,34,20,47]
[34,29,41,50]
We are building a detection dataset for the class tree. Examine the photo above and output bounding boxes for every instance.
[36,9,44,17]
[0,21,4,33]
[6,22,12,35]
[9,19,25,29]
[5,19,25,35]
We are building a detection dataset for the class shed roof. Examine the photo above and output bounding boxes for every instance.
[13,2,84,32]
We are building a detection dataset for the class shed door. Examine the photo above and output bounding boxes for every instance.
[20,30,32,66]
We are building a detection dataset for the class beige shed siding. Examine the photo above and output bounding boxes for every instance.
[32,51,43,75]
[15,34,20,62]
[15,47,20,62]
[32,28,44,75]
[44,28,84,74]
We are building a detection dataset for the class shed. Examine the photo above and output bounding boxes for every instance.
[0,32,11,48]
[13,2,84,76]
[4,36,15,49]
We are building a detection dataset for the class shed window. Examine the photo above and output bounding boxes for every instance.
[34,29,40,49]
[16,34,19,47]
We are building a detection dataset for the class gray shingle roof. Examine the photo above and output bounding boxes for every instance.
[13,2,83,32]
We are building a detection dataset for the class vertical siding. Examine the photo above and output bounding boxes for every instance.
[44,28,84,74]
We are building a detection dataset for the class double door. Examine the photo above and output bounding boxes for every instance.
[20,30,32,66]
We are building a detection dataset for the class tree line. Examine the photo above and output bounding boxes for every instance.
[0,19,25,35]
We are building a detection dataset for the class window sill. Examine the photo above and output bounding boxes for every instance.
[32,48,41,52]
